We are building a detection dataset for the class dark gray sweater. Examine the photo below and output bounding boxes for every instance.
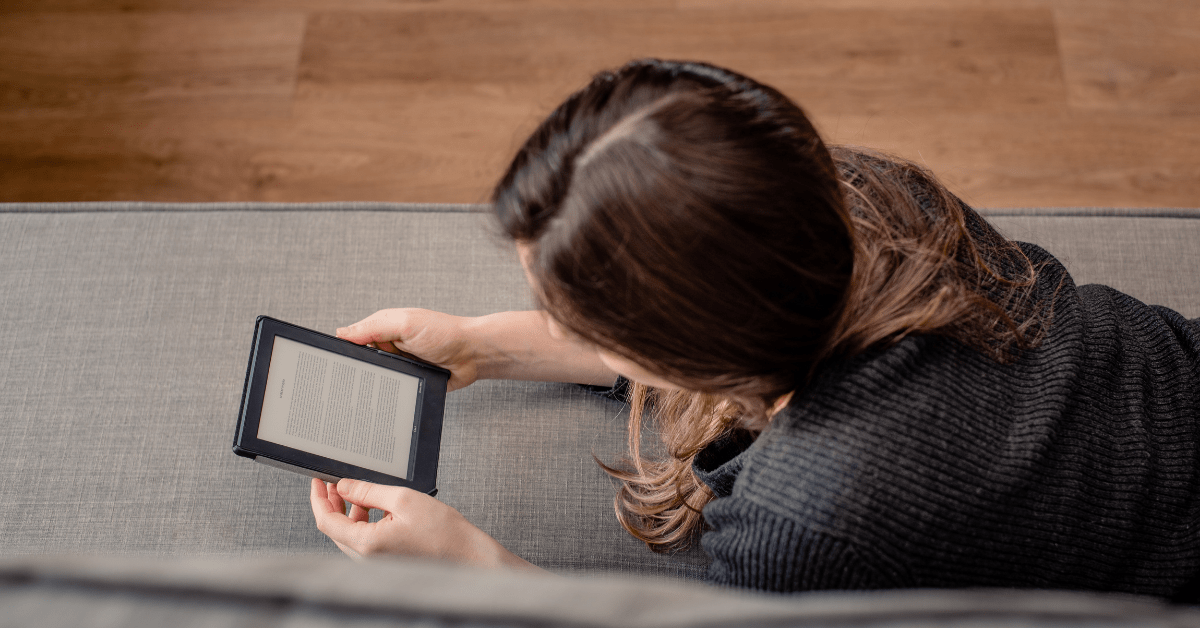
[694,241,1200,598]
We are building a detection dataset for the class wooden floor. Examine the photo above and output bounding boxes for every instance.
[1,0,1197,207]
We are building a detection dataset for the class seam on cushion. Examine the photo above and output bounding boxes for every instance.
[0,202,487,214]
[5,569,1187,625]
[978,207,1200,219]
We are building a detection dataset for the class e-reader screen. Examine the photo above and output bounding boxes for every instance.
[258,336,421,479]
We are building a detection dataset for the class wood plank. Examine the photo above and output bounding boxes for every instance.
[1052,0,1196,9]
[0,12,304,119]
[6,94,1194,207]
[297,8,1067,116]
[0,0,671,12]
[0,2,1195,207]
[1054,4,1200,115]
[681,0,1049,8]
[0,85,526,203]
[819,111,1200,208]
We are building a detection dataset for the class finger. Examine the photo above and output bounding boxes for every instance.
[311,501,373,555]
[333,539,364,561]
[374,340,401,355]
[336,478,405,513]
[311,479,373,556]
[311,478,350,517]
[337,309,409,346]
[327,481,348,515]
[310,477,338,516]
[347,503,371,523]
[336,310,388,341]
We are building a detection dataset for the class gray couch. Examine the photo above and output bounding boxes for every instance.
[2,202,1199,626]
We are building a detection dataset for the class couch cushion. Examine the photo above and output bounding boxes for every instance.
[0,203,1196,582]
[984,208,1200,318]
[0,203,708,578]
[2,554,1195,628]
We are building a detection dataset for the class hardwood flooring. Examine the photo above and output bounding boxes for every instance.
[1,1,1196,207]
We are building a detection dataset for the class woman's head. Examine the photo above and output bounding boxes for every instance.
[492,59,1045,551]
[493,59,854,408]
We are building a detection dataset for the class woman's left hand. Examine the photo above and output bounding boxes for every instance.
[309,478,542,572]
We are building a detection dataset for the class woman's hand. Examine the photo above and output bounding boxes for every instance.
[337,309,480,391]
[310,478,542,572]
[338,309,618,389]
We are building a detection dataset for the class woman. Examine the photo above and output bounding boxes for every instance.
[310,59,1200,598]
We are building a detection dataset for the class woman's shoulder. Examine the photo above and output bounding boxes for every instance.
[727,333,1010,514]
[723,269,1091,525]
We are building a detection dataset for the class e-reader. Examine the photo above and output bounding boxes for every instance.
[234,316,449,495]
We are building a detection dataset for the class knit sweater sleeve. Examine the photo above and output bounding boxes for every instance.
[702,496,907,592]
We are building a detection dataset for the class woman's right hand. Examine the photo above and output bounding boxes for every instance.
[337,309,480,391]
[339,309,618,390]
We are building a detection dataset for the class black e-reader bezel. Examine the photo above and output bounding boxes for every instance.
[234,316,449,495]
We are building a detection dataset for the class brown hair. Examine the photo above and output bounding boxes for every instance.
[492,59,1045,552]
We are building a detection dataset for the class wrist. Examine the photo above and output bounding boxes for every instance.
[462,310,617,386]
[462,311,525,381]
[462,521,542,572]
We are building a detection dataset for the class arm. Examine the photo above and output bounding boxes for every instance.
[703,497,907,592]
[337,309,617,391]
[467,311,617,386]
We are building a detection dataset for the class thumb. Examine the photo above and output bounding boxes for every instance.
[336,478,397,511]
[337,310,409,346]
[336,323,373,344]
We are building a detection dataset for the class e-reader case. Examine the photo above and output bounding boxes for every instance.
[234,316,449,495]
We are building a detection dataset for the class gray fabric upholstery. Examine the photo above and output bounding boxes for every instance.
[0,204,707,578]
[3,554,1197,628]
[0,203,1196,585]
[985,208,1200,318]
